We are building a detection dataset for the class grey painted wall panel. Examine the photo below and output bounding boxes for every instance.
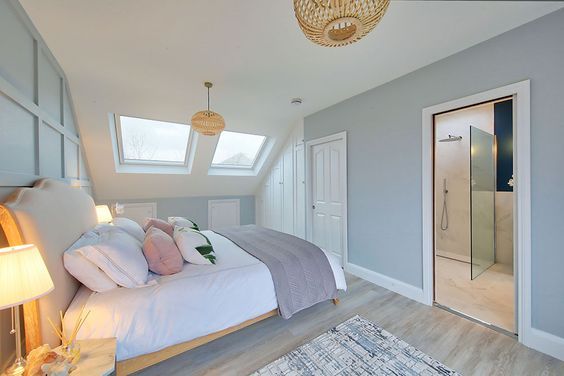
[0,93,36,174]
[63,86,77,136]
[40,122,63,178]
[64,139,79,179]
[0,0,34,101]
[101,195,255,231]
[305,9,564,337]
[38,48,62,123]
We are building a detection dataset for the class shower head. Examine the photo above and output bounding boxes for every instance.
[438,135,463,142]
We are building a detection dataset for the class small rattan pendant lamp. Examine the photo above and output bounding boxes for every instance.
[293,0,390,47]
[191,82,225,136]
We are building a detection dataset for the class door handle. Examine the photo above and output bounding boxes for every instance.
[312,205,316,209]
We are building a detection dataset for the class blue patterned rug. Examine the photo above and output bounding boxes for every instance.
[251,315,460,375]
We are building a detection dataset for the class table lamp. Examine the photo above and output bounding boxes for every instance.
[95,205,113,224]
[0,244,54,375]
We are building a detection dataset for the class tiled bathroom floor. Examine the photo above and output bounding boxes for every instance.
[435,256,515,333]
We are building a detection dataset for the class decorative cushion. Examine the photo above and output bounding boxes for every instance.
[143,227,184,275]
[78,228,149,288]
[63,231,118,292]
[112,217,145,243]
[143,218,174,237]
[168,216,199,231]
[173,227,216,265]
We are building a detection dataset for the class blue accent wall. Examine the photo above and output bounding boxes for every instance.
[495,100,513,192]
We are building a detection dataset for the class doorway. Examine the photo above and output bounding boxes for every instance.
[421,80,532,345]
[434,99,515,333]
[306,131,348,266]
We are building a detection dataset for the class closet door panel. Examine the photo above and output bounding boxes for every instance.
[295,143,306,239]
[270,159,283,231]
[282,143,294,234]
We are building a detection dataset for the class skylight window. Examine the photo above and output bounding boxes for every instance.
[117,115,191,165]
[211,131,266,168]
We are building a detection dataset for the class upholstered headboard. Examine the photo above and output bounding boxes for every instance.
[0,179,97,350]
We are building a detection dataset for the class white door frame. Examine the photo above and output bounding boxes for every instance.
[305,131,348,266]
[422,80,532,346]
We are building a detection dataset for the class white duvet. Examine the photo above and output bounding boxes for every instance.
[64,231,347,361]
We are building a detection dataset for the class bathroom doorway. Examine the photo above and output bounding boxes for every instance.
[433,98,515,334]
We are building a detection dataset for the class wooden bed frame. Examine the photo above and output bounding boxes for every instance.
[0,179,339,375]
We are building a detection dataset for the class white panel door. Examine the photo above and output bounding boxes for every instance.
[208,199,240,230]
[294,143,306,239]
[263,179,271,228]
[270,159,283,231]
[282,142,294,234]
[311,139,346,260]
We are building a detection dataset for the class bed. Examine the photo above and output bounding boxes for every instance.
[0,179,346,375]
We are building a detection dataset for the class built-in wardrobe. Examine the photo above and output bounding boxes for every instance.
[256,119,306,239]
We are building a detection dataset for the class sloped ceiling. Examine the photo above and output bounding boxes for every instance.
[19,0,563,200]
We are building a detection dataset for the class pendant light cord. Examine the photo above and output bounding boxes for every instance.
[207,87,210,112]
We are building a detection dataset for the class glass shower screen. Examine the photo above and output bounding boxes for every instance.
[470,126,496,279]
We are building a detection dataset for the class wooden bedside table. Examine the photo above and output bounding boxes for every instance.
[69,338,117,376]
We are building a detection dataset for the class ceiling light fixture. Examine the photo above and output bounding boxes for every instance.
[293,0,390,47]
[191,82,225,136]
[291,98,303,106]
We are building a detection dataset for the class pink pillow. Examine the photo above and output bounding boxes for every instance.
[143,218,174,237]
[143,227,183,275]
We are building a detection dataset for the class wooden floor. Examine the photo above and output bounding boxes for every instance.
[134,274,563,376]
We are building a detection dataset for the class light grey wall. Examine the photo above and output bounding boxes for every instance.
[100,195,256,230]
[0,0,90,367]
[305,9,564,338]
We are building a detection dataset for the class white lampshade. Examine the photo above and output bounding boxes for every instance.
[95,205,113,223]
[0,244,54,310]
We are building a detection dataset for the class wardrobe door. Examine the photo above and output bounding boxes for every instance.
[282,143,294,234]
[270,158,283,231]
[294,143,306,239]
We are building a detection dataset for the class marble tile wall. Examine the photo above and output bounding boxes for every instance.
[495,191,514,267]
[435,103,494,262]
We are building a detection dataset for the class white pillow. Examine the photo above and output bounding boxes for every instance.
[63,231,118,293]
[112,217,145,243]
[173,227,215,265]
[78,229,149,288]
[168,216,199,230]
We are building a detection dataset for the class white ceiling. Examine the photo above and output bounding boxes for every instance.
[20,0,563,200]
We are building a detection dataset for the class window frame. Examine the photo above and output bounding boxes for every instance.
[210,130,267,170]
[114,114,193,167]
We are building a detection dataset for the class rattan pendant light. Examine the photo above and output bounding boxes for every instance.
[293,0,390,47]
[191,82,225,136]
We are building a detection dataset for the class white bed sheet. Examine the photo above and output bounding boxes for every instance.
[65,231,346,361]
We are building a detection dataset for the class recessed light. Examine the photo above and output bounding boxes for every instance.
[291,98,303,106]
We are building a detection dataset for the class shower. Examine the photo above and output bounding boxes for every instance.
[437,134,461,231]
[440,179,449,231]
[434,99,515,334]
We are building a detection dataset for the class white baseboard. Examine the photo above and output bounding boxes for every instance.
[345,262,426,304]
[524,327,564,361]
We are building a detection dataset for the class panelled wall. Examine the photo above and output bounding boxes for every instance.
[0,0,90,195]
[0,0,90,368]
[256,119,306,239]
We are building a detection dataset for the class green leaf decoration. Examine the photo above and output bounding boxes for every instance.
[195,245,214,255]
